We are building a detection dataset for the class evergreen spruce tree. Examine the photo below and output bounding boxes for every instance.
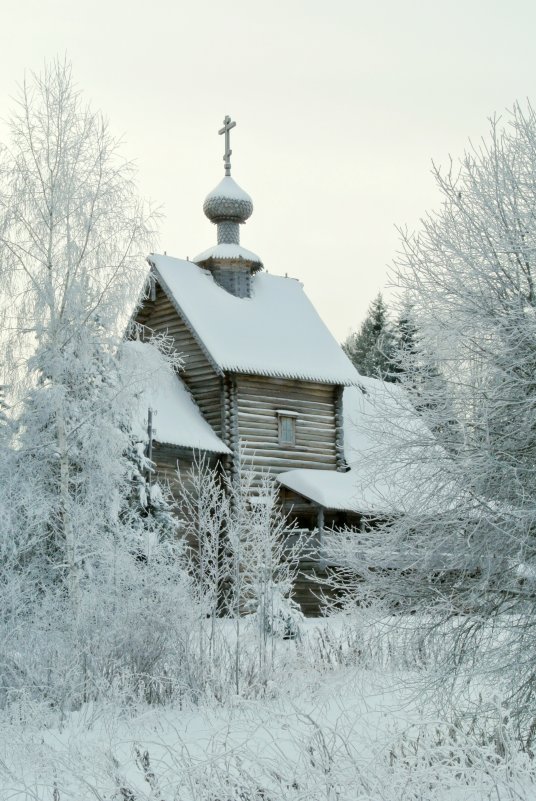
[392,300,460,449]
[343,293,397,381]
[123,412,179,560]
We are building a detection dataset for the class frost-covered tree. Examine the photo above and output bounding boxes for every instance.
[0,59,155,594]
[177,455,231,682]
[0,60,196,710]
[392,299,421,379]
[329,102,536,734]
[390,300,460,447]
[343,293,397,381]
[226,461,304,687]
[176,453,304,693]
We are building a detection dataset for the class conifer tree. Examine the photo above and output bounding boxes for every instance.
[392,300,460,448]
[343,293,397,381]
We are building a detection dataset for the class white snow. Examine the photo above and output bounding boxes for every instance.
[204,175,253,203]
[278,467,370,512]
[148,254,359,385]
[193,242,262,264]
[278,377,453,514]
[121,340,230,454]
[2,619,531,800]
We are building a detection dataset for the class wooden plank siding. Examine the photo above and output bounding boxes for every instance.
[135,284,224,438]
[233,375,339,475]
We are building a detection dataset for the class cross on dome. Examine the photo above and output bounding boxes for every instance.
[219,115,236,176]
[194,116,263,288]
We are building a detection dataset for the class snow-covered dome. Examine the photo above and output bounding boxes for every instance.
[203,176,253,224]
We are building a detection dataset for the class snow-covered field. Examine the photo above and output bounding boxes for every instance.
[1,617,534,801]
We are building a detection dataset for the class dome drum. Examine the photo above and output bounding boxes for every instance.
[217,220,240,245]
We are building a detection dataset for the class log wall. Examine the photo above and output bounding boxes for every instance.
[152,443,222,502]
[135,284,223,437]
[234,374,338,474]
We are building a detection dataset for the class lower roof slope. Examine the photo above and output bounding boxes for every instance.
[148,254,358,385]
[122,341,230,455]
[278,376,456,515]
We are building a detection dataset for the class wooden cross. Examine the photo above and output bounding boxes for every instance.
[219,115,236,176]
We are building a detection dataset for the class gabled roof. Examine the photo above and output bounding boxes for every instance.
[122,341,230,455]
[278,377,455,515]
[147,254,358,385]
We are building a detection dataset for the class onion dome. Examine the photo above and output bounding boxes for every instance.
[195,116,262,297]
[203,176,253,224]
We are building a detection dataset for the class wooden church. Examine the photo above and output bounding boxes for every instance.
[130,117,411,610]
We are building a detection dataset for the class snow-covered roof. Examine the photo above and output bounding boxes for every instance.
[148,254,359,385]
[278,468,370,513]
[121,341,230,454]
[193,243,262,265]
[278,377,454,515]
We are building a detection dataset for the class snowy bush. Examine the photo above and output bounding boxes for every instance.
[252,584,304,641]
[3,688,536,801]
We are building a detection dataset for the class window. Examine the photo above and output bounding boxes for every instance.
[280,416,295,445]
[277,410,298,446]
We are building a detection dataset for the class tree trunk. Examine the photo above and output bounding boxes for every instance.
[56,400,79,618]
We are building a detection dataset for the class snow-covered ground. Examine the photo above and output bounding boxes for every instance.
[1,616,534,801]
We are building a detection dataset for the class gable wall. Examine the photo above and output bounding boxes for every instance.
[135,287,347,480]
[233,374,339,474]
[135,285,224,439]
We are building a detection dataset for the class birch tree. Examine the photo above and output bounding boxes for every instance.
[0,59,155,598]
[330,102,536,735]
[177,455,231,681]
[0,60,197,709]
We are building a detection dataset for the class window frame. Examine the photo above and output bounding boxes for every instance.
[277,410,298,448]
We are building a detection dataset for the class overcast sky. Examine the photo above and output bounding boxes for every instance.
[1,0,535,340]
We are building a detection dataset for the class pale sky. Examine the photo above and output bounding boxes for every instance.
[1,0,536,341]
